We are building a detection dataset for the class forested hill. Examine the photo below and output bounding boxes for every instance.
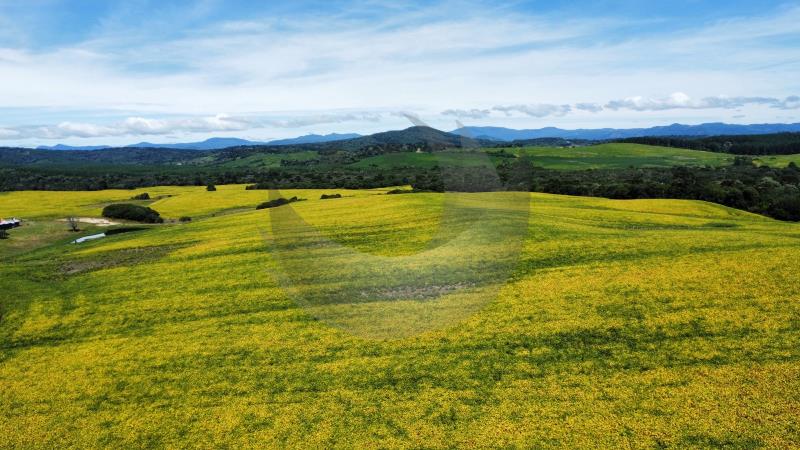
[0,146,203,166]
[615,133,800,155]
[0,126,486,166]
[217,126,486,158]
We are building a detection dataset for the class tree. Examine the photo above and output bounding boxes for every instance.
[67,217,80,232]
[207,184,217,191]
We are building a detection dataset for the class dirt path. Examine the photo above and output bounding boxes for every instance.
[58,217,120,227]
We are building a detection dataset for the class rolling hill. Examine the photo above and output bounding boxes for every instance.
[351,143,733,170]
[10,127,800,171]
[1,187,799,447]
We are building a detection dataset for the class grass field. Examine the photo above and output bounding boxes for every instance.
[755,153,800,168]
[351,143,735,170]
[511,143,733,169]
[2,186,800,447]
[350,151,501,169]
[217,151,320,169]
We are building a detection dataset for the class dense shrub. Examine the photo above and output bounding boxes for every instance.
[179,216,192,222]
[206,184,216,191]
[102,203,163,223]
[131,192,150,200]
[256,196,302,209]
[320,193,342,199]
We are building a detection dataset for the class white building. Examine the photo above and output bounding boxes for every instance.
[0,218,21,230]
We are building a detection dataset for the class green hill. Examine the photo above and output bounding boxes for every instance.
[514,143,733,169]
[352,143,734,170]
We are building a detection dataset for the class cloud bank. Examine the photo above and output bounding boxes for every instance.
[439,93,800,121]
[2,92,799,141]
[605,93,800,112]
[0,112,384,140]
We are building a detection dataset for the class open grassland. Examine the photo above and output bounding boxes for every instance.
[1,186,800,447]
[756,153,800,168]
[351,143,735,170]
[218,150,320,169]
[511,143,733,169]
[350,151,500,169]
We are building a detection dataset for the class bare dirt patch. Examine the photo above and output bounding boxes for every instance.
[59,217,120,227]
[59,244,185,276]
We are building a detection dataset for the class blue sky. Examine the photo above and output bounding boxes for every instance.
[0,0,799,146]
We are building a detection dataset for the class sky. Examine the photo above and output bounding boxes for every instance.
[0,0,799,147]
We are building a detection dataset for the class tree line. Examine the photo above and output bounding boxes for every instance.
[2,159,799,221]
[616,133,800,155]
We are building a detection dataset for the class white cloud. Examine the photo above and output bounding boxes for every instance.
[441,109,492,119]
[492,104,572,118]
[605,92,693,111]
[575,103,603,113]
[0,112,385,140]
[780,96,800,110]
[605,92,800,111]
[268,113,382,128]
[0,128,20,138]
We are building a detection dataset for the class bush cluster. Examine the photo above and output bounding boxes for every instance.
[102,204,163,223]
[256,196,303,210]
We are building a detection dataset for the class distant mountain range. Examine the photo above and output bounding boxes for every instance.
[36,144,113,151]
[453,122,800,141]
[3,127,481,166]
[265,133,361,146]
[36,133,362,151]
[28,122,800,152]
[124,137,263,150]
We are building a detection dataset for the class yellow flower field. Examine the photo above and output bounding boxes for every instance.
[1,186,799,447]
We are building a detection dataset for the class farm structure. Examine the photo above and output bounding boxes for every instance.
[0,218,21,230]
